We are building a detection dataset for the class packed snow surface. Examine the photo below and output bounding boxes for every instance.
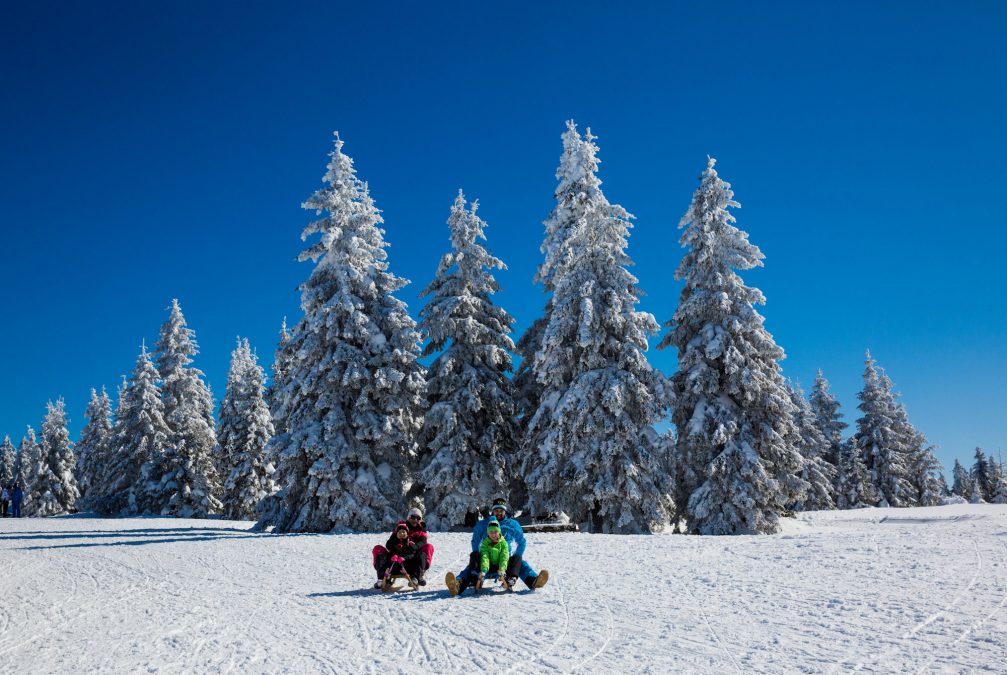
[1,504,1005,673]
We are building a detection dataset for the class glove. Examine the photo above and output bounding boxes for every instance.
[391,555,404,564]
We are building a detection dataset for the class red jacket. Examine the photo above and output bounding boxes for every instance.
[407,519,428,547]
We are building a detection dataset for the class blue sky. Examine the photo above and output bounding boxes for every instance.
[2,1,1005,473]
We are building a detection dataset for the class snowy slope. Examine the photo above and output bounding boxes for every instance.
[1,505,1005,673]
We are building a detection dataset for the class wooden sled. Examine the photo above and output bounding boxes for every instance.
[382,573,418,593]
[475,572,513,594]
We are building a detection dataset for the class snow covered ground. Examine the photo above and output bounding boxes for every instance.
[1,504,1005,673]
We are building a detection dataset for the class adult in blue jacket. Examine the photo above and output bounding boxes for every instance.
[454,498,548,591]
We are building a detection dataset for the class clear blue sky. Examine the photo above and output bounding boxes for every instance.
[2,1,1005,473]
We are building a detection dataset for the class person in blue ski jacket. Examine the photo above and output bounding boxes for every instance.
[451,498,549,592]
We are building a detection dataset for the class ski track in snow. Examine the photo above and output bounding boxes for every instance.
[1,504,1006,673]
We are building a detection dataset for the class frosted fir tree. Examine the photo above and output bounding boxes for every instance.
[659,157,805,535]
[523,125,672,533]
[0,435,15,486]
[835,438,877,509]
[75,387,113,506]
[219,338,276,520]
[258,133,425,534]
[809,370,848,469]
[786,382,836,511]
[19,427,43,515]
[267,318,293,434]
[149,300,222,517]
[514,121,599,456]
[969,477,985,504]
[853,353,914,507]
[32,398,79,516]
[970,447,994,501]
[97,344,170,515]
[907,429,944,506]
[951,459,971,499]
[990,458,1007,504]
[414,192,518,529]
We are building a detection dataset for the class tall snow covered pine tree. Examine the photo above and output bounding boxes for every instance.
[523,123,672,533]
[659,157,806,535]
[258,133,425,533]
[415,191,518,530]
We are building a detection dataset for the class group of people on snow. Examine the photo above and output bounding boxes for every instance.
[371,498,549,595]
[1,483,24,518]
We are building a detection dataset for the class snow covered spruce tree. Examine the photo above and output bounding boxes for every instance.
[659,157,806,535]
[835,438,877,509]
[258,133,425,533]
[415,191,518,530]
[96,344,170,515]
[907,429,945,506]
[853,353,914,507]
[0,435,15,487]
[809,370,848,470]
[515,120,593,442]
[970,447,995,502]
[75,387,113,506]
[148,300,222,517]
[32,398,79,516]
[522,123,672,533]
[786,382,836,511]
[267,318,293,434]
[218,338,276,520]
[951,459,971,499]
[19,427,43,515]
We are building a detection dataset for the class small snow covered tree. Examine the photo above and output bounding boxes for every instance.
[97,344,170,515]
[990,458,1007,504]
[951,458,970,499]
[835,438,877,508]
[75,387,113,506]
[787,381,836,511]
[415,192,518,530]
[33,398,79,516]
[219,338,276,520]
[19,427,43,515]
[522,124,672,533]
[258,133,425,534]
[853,353,914,507]
[659,157,805,535]
[906,428,944,506]
[970,447,995,502]
[0,435,15,486]
[809,370,848,470]
[267,319,293,434]
[969,477,986,504]
[148,300,222,517]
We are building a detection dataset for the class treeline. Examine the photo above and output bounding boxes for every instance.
[4,122,1004,532]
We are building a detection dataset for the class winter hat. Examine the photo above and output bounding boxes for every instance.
[487,518,501,533]
[490,498,509,514]
[407,507,423,519]
[395,520,410,533]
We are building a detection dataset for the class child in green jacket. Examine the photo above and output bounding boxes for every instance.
[479,518,510,579]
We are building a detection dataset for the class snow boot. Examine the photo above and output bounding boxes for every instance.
[526,570,549,591]
[445,572,461,596]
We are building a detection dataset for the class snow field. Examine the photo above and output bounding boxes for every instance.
[1,504,1005,673]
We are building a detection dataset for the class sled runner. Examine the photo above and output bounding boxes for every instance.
[475,572,513,594]
[382,573,418,592]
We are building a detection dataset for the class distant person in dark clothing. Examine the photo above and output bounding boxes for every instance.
[1,485,9,517]
[11,484,23,518]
